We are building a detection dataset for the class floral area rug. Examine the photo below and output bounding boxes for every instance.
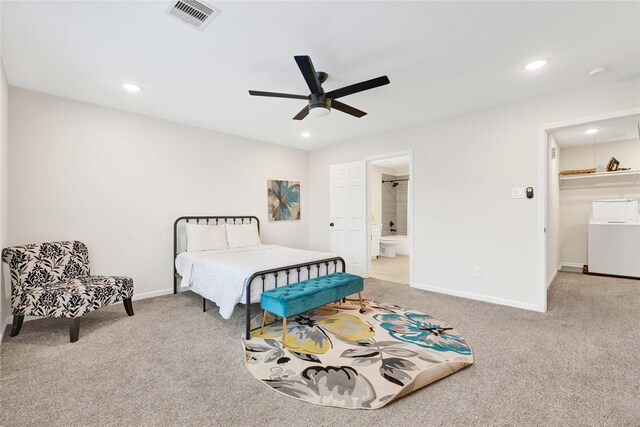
[242,299,474,409]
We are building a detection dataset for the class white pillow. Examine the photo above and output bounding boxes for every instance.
[185,224,229,252]
[225,223,261,248]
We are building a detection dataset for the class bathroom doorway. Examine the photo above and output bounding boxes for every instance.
[367,152,413,285]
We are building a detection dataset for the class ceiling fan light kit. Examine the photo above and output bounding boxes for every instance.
[309,93,332,117]
[248,55,390,120]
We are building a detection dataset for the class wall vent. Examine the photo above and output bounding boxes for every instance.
[165,0,221,31]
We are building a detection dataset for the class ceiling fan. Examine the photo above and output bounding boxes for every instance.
[248,55,390,120]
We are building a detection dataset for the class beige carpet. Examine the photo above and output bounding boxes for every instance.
[1,272,639,426]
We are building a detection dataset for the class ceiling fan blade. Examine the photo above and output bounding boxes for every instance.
[294,55,323,94]
[331,100,367,118]
[248,90,308,100]
[292,106,309,120]
[326,76,390,100]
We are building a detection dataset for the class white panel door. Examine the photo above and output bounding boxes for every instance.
[330,161,367,277]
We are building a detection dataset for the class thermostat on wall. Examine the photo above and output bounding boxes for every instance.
[526,187,534,199]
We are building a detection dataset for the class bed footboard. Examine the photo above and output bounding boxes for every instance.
[244,257,346,340]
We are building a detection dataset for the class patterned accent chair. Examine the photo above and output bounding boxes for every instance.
[2,241,134,342]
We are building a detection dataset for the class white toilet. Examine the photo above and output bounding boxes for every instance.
[379,236,399,257]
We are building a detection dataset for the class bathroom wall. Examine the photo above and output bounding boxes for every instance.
[396,175,409,236]
[381,173,408,236]
[369,165,395,224]
[381,174,396,236]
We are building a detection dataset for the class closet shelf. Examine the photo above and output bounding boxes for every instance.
[559,169,640,181]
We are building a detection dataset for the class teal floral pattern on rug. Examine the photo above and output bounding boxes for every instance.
[243,300,474,409]
[373,312,472,355]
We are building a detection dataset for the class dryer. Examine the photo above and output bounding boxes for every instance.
[588,199,640,278]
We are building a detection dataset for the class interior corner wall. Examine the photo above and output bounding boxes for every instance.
[0,60,9,333]
[7,88,310,300]
[546,133,560,285]
[308,79,640,311]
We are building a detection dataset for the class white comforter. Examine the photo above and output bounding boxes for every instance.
[175,245,338,319]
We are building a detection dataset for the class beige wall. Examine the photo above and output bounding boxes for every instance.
[7,88,310,314]
[559,139,640,265]
[308,79,640,311]
[560,139,640,172]
[547,133,560,285]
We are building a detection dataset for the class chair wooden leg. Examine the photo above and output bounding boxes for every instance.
[260,310,268,335]
[69,318,81,343]
[123,297,134,316]
[282,317,287,347]
[202,297,207,313]
[358,292,365,313]
[10,315,24,337]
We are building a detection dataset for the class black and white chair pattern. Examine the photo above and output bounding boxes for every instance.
[2,241,134,342]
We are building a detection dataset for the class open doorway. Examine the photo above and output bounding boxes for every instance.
[542,110,640,309]
[367,153,412,285]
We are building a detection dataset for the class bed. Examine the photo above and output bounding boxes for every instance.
[173,216,345,339]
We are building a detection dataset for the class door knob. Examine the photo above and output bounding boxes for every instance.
[329,223,334,227]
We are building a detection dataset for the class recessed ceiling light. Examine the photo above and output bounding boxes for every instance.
[584,128,598,135]
[122,83,141,92]
[301,132,311,138]
[525,60,547,71]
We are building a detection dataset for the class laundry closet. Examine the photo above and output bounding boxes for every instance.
[547,114,640,280]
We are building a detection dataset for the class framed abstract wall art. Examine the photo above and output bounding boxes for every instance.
[268,180,300,221]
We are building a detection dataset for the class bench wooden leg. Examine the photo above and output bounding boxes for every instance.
[358,292,365,313]
[282,317,287,347]
[260,310,268,335]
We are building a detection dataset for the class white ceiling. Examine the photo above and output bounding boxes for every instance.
[2,1,639,151]
[370,155,410,175]
[552,114,640,148]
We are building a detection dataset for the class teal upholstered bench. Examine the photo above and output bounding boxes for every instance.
[260,272,364,345]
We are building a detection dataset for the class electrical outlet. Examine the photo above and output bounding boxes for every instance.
[512,188,525,199]
[474,265,482,278]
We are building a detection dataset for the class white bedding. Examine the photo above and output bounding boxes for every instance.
[175,245,338,319]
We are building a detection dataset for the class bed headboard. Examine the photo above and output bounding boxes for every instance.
[173,215,260,259]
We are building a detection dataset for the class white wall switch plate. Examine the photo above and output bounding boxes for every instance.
[474,265,482,278]
[512,187,525,199]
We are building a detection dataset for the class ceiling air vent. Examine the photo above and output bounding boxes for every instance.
[165,0,221,31]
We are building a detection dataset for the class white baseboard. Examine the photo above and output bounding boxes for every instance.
[1,287,174,338]
[558,262,584,269]
[411,282,544,312]
[131,288,174,301]
[547,268,559,290]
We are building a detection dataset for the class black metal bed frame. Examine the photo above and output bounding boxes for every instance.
[173,215,345,340]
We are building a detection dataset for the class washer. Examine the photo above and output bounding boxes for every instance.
[588,199,640,278]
